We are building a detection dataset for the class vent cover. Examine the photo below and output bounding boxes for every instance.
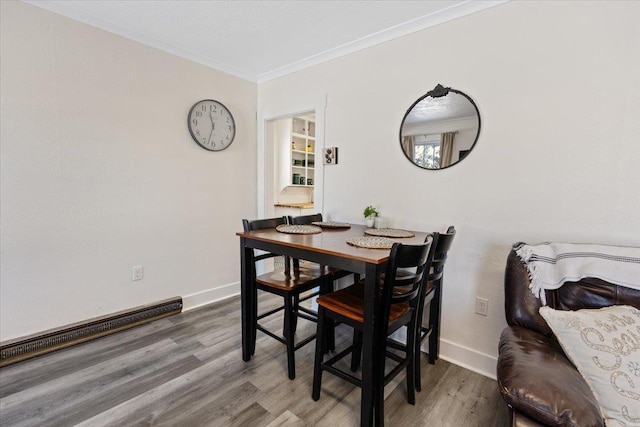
[0,297,182,367]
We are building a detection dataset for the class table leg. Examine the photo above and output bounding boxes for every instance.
[240,238,253,362]
[360,263,382,426]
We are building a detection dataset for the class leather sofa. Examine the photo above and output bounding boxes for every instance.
[496,249,640,427]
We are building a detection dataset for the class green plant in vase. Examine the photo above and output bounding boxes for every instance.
[363,205,379,228]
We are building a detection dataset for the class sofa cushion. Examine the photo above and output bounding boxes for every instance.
[497,326,604,427]
[539,305,640,427]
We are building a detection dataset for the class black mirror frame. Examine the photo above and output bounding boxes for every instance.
[399,84,481,170]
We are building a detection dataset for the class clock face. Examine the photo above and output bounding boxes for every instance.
[187,99,236,151]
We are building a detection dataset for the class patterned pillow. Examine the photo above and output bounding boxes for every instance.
[539,305,640,427]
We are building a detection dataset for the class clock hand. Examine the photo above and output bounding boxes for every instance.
[208,111,216,146]
[207,125,215,146]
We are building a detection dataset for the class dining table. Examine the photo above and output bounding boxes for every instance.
[237,223,429,426]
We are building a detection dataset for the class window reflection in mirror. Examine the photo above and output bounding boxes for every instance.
[400,85,480,170]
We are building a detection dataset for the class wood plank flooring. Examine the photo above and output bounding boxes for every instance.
[0,294,509,426]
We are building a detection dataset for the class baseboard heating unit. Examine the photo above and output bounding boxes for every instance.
[0,297,182,367]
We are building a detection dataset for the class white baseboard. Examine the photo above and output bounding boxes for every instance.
[182,282,240,311]
[391,329,497,380]
[438,338,497,380]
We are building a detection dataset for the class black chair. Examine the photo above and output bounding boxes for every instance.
[312,236,434,426]
[416,226,455,384]
[348,226,455,392]
[289,213,362,351]
[242,216,333,379]
[289,213,360,283]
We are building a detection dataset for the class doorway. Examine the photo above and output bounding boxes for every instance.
[258,96,326,220]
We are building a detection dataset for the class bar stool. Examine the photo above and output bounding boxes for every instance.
[289,213,360,283]
[289,213,361,350]
[415,225,456,387]
[242,216,333,379]
[312,236,434,426]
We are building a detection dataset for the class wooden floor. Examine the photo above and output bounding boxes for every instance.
[0,294,509,426]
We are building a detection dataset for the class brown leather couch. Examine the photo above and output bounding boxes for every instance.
[497,249,640,427]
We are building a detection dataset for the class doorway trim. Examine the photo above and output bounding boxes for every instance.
[257,94,327,218]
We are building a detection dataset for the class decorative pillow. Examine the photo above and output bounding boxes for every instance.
[540,305,640,427]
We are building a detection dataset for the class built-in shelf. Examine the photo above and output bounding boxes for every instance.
[279,116,315,189]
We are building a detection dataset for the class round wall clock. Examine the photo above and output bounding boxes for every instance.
[187,99,236,151]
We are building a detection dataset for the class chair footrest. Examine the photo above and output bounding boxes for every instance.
[257,305,285,320]
[321,345,362,387]
[299,291,320,303]
[256,325,286,344]
[419,325,433,342]
[256,324,316,350]
[297,307,318,321]
[386,338,408,353]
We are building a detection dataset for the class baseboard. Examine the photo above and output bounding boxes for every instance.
[0,297,182,367]
[438,338,497,380]
[390,329,498,380]
[182,282,239,311]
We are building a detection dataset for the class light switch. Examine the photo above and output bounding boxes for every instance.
[324,147,338,165]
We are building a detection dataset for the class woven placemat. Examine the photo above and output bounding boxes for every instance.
[311,221,351,229]
[276,224,322,234]
[346,236,396,249]
[364,228,415,238]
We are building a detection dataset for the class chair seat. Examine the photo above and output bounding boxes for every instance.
[317,282,410,323]
[256,265,328,291]
[299,260,351,279]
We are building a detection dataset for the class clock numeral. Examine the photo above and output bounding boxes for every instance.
[210,105,217,113]
[195,111,202,117]
[192,118,198,126]
[195,130,201,136]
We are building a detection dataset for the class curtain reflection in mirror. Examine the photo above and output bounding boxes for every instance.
[407,132,456,169]
[440,132,455,167]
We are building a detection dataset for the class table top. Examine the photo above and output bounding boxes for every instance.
[237,224,429,265]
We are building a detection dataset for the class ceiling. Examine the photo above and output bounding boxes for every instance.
[25,0,507,83]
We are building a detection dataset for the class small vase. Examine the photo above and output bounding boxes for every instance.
[365,218,375,228]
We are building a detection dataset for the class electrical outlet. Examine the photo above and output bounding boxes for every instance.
[132,266,144,281]
[475,297,488,316]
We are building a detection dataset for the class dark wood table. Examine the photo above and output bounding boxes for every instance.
[237,224,429,427]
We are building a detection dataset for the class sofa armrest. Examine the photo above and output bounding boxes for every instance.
[504,250,554,336]
[497,326,603,427]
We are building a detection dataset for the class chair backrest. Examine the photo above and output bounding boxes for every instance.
[289,213,323,225]
[243,216,287,233]
[379,235,434,336]
[429,226,456,282]
[242,216,291,273]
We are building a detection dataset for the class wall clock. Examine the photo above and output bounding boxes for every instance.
[187,99,236,151]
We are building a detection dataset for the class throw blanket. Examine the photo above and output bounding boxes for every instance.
[513,242,640,305]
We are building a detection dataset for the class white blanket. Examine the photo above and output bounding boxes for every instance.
[513,242,640,305]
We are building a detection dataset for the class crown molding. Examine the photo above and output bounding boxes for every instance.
[24,0,508,84]
[257,1,508,83]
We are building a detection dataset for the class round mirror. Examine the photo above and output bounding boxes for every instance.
[400,84,480,170]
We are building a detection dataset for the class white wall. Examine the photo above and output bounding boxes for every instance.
[258,1,640,377]
[0,1,257,341]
